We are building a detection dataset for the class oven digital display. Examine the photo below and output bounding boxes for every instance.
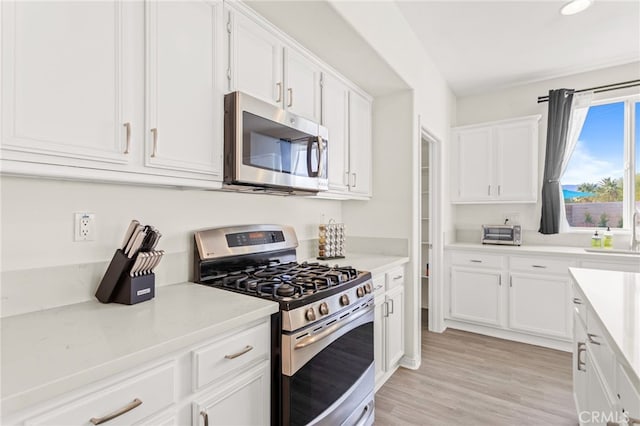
[226,230,285,247]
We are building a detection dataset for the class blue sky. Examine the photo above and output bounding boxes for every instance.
[562,101,640,186]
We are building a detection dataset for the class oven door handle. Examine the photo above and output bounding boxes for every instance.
[294,304,373,350]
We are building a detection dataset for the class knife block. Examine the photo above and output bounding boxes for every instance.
[112,274,155,305]
[95,249,135,303]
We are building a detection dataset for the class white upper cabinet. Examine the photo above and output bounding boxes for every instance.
[451,115,540,203]
[1,1,132,166]
[2,1,225,188]
[284,48,321,122]
[227,7,283,105]
[145,0,223,177]
[226,4,322,122]
[348,90,373,197]
[321,73,350,193]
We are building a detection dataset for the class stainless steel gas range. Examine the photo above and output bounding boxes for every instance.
[194,225,375,426]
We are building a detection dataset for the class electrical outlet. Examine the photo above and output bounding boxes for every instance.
[74,213,95,241]
[502,212,521,225]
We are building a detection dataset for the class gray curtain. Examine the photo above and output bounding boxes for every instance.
[539,89,574,234]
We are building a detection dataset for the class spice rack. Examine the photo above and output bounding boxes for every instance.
[317,220,345,260]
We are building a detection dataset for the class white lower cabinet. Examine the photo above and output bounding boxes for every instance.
[193,360,270,426]
[374,265,406,391]
[450,267,502,326]
[508,272,571,339]
[445,249,576,349]
[8,319,271,426]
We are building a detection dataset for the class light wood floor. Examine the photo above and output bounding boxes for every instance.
[375,310,577,425]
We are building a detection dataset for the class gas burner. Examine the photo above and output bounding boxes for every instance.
[276,283,297,297]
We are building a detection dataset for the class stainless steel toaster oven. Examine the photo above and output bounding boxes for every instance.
[481,224,522,246]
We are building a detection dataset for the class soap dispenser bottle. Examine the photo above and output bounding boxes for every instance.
[591,230,602,248]
[603,226,613,249]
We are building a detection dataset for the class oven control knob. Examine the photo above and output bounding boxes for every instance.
[340,294,350,306]
[319,303,329,316]
[364,283,372,294]
[305,308,316,321]
[356,287,365,298]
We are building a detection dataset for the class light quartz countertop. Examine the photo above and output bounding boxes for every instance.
[446,242,640,263]
[569,268,640,388]
[1,283,278,416]
[304,253,410,276]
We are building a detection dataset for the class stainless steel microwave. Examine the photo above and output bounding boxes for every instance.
[481,224,522,246]
[223,91,328,194]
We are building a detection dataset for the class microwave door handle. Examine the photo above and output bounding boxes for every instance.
[317,136,325,178]
[306,137,319,177]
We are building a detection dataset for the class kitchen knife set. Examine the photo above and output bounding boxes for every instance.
[95,220,164,305]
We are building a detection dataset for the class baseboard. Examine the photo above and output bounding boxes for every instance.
[399,355,421,370]
[444,319,573,352]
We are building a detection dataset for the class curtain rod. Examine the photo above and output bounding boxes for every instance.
[537,79,640,103]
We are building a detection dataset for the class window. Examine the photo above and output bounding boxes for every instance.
[562,97,639,229]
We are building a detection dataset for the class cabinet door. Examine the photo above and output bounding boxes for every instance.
[508,273,571,339]
[321,72,349,193]
[450,267,502,326]
[228,8,283,105]
[453,127,494,201]
[145,0,223,177]
[2,1,131,165]
[284,48,321,122]
[585,352,617,426]
[386,286,404,371]
[573,314,588,416]
[194,361,270,426]
[348,91,372,197]
[374,295,386,388]
[495,121,537,201]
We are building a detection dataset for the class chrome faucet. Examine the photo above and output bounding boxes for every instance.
[632,210,640,252]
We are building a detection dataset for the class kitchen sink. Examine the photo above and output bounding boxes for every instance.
[584,248,640,255]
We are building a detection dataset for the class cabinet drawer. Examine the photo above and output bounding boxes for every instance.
[26,362,175,426]
[586,314,616,392]
[450,251,503,269]
[192,321,269,391]
[385,267,405,290]
[509,256,574,275]
[617,364,640,419]
[372,275,385,296]
[572,285,587,327]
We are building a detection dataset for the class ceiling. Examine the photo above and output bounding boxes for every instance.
[396,0,640,96]
[247,1,640,98]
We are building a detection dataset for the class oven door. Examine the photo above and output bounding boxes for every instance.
[225,91,328,192]
[281,302,375,426]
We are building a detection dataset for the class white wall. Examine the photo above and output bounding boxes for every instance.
[454,62,640,244]
[0,176,341,271]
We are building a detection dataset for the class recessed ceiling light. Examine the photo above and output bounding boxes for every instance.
[560,0,594,15]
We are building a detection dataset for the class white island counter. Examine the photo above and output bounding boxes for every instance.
[569,268,640,424]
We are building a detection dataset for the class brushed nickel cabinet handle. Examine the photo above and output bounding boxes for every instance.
[352,173,357,188]
[374,284,383,291]
[488,185,491,196]
[90,398,142,425]
[389,298,394,314]
[532,265,547,269]
[509,275,513,287]
[150,128,158,158]
[383,301,389,317]
[200,410,209,426]
[576,342,586,372]
[498,275,502,286]
[224,345,253,359]
[287,88,293,107]
[627,417,640,426]
[470,259,482,263]
[393,275,403,281]
[276,82,282,103]
[123,122,131,154]
[345,171,350,186]
[573,297,582,305]
[498,185,501,196]
[587,333,601,345]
